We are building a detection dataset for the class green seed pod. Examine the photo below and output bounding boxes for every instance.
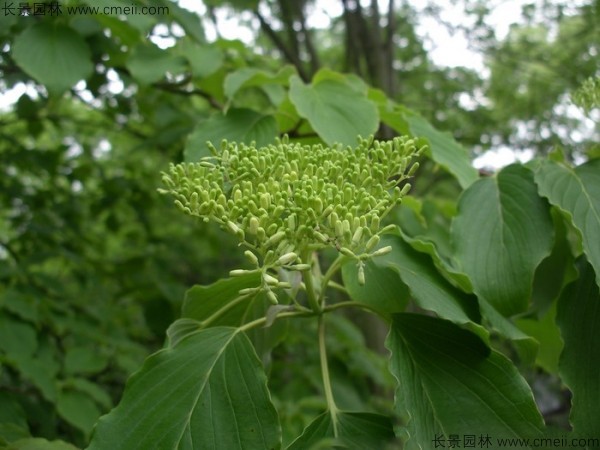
[260,193,271,210]
[277,252,298,266]
[266,290,278,305]
[257,227,266,241]
[230,269,252,277]
[400,183,412,196]
[289,263,311,271]
[227,221,240,235]
[244,250,259,266]
[249,216,259,235]
[407,162,420,177]
[265,230,286,247]
[239,287,261,295]
[352,226,364,245]
[314,231,329,244]
[372,245,392,257]
[335,220,343,238]
[370,215,380,234]
[365,234,380,251]
[263,273,279,285]
[339,247,356,258]
[357,263,365,285]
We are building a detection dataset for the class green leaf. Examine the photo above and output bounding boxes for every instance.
[556,259,600,439]
[56,389,101,437]
[12,23,93,94]
[452,164,554,316]
[67,379,113,411]
[87,327,281,450]
[400,107,478,189]
[534,159,600,289]
[64,346,109,375]
[374,234,486,340]
[181,274,287,363]
[6,438,80,450]
[477,301,538,365]
[181,273,261,324]
[287,411,395,450]
[224,66,294,102]
[0,313,37,358]
[288,74,379,146]
[342,260,410,315]
[177,40,223,78]
[126,43,187,85]
[387,314,545,448]
[184,108,278,162]
[395,198,473,292]
[515,303,562,373]
[168,1,205,43]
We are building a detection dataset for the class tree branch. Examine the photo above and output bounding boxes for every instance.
[255,9,309,81]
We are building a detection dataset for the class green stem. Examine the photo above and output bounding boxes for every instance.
[327,280,347,294]
[318,315,339,436]
[323,300,381,315]
[301,249,321,313]
[237,310,312,332]
[319,254,347,305]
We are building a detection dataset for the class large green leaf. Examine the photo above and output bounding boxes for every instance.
[387,314,545,449]
[534,159,600,289]
[12,23,93,94]
[184,108,278,162]
[286,411,395,450]
[556,260,600,441]
[452,164,554,316]
[373,234,486,339]
[288,74,379,146]
[400,107,478,189]
[87,327,281,450]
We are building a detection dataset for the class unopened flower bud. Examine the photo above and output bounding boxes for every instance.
[276,252,298,266]
[365,234,380,251]
[372,245,392,257]
[244,250,259,266]
[263,273,279,285]
[358,263,365,285]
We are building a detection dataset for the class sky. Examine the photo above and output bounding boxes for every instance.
[1,0,594,169]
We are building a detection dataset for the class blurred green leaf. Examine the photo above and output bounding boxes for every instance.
[64,347,109,376]
[126,43,187,85]
[12,23,93,94]
[56,389,101,437]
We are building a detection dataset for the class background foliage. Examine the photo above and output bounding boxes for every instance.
[0,0,598,449]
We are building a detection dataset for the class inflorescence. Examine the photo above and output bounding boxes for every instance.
[160,135,423,303]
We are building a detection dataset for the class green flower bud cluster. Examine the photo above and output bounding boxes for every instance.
[160,135,423,290]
